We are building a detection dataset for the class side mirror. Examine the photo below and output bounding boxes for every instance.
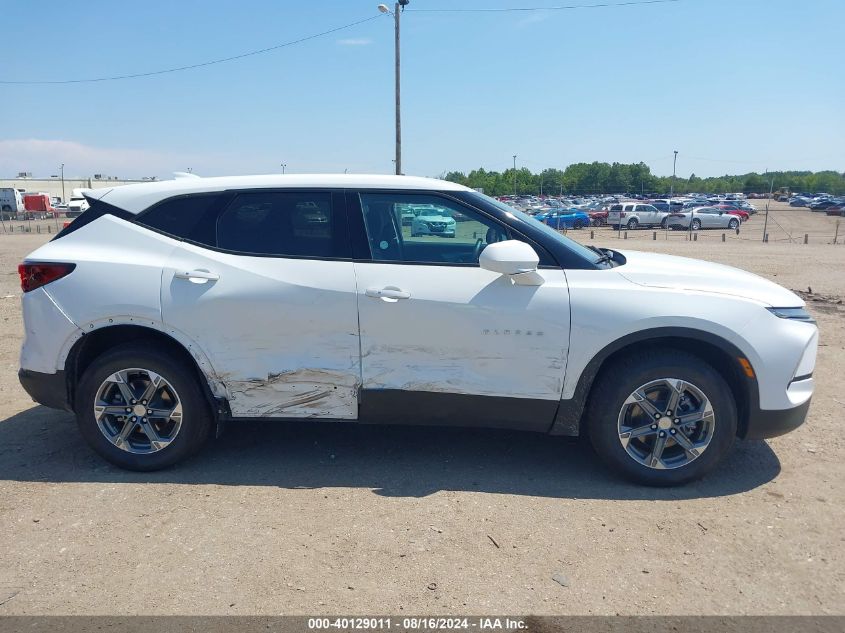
[479,240,543,286]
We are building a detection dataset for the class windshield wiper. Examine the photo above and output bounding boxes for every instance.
[587,245,613,266]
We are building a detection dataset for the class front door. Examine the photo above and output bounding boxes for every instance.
[351,191,571,430]
[160,189,361,419]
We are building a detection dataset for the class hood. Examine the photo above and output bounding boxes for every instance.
[616,250,802,307]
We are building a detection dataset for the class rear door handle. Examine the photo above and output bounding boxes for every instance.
[365,286,410,301]
[174,269,220,283]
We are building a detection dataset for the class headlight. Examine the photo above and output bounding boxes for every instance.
[767,307,816,323]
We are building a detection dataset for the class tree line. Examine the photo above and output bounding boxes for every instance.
[442,163,845,197]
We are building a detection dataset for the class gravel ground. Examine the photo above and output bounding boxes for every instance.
[0,204,842,615]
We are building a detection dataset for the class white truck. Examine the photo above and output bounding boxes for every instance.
[66,188,91,218]
[0,188,24,220]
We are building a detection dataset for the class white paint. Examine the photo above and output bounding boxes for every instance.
[160,240,360,419]
[353,262,570,400]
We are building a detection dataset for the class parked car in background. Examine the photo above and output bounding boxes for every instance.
[824,203,844,216]
[715,205,750,222]
[608,203,670,230]
[809,199,838,211]
[536,209,590,230]
[667,207,742,231]
[410,204,457,237]
[589,210,608,226]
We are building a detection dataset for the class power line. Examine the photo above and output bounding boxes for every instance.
[2,1,687,85]
[408,0,682,12]
[0,14,385,85]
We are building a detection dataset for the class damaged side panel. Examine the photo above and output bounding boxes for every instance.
[160,243,362,420]
[226,368,359,418]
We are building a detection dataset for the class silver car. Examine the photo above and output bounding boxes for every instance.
[667,206,742,231]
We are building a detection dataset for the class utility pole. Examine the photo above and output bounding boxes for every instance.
[763,170,773,242]
[60,163,65,203]
[513,155,517,195]
[394,2,402,175]
[378,2,407,175]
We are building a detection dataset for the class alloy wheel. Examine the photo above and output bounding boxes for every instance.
[617,378,715,470]
[93,368,183,454]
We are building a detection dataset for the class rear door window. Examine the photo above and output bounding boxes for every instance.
[216,191,348,259]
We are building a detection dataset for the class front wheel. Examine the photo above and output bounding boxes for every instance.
[573,219,586,229]
[626,218,639,230]
[661,217,669,229]
[728,218,739,230]
[586,350,736,486]
[75,343,213,471]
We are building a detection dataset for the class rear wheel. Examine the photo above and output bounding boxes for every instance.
[626,218,639,230]
[587,350,736,486]
[75,343,213,471]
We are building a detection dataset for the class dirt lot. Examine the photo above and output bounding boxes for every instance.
[0,203,843,615]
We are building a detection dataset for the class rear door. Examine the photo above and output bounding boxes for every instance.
[349,190,571,430]
[156,189,361,419]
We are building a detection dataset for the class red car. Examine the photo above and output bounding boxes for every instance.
[589,210,608,226]
[825,205,844,216]
[716,205,749,222]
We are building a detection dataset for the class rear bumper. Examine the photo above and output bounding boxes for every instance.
[19,369,71,412]
[743,397,811,440]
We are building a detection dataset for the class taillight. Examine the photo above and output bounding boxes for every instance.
[620,212,627,218]
[18,262,76,293]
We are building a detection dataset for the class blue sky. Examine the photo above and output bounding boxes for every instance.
[1,0,842,180]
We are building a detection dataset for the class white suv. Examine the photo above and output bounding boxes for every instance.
[608,203,670,230]
[18,175,817,485]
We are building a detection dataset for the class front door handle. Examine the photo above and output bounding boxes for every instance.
[174,269,220,283]
[365,286,410,301]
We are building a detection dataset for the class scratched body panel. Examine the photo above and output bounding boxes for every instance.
[161,242,360,419]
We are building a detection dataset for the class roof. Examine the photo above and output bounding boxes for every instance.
[89,174,471,214]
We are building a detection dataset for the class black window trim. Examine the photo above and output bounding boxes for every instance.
[346,188,561,269]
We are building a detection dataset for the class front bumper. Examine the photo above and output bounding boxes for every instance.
[743,397,811,440]
[19,369,71,412]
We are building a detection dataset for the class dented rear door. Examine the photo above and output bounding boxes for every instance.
[160,189,361,419]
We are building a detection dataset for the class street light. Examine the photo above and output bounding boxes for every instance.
[671,150,678,199]
[281,163,287,175]
[59,163,65,203]
[378,1,409,175]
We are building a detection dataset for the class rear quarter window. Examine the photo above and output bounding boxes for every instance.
[135,194,222,241]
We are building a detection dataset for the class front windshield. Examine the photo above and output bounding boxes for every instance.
[468,192,608,265]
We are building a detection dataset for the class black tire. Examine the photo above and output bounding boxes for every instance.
[728,218,739,230]
[691,219,702,230]
[626,218,639,230]
[75,343,213,471]
[586,349,736,486]
[661,217,669,229]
